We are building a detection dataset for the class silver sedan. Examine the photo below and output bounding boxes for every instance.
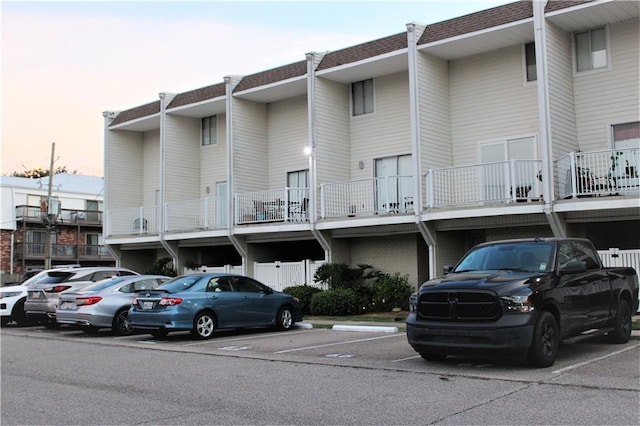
[56,275,171,335]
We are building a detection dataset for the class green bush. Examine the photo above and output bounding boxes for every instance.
[283,285,323,315]
[145,257,177,277]
[370,273,413,312]
[313,263,379,290]
[310,288,362,316]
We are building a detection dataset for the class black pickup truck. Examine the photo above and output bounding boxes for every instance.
[406,238,639,367]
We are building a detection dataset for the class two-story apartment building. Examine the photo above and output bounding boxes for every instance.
[0,173,114,283]
[104,0,639,288]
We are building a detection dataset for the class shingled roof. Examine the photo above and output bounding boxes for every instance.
[167,82,226,109]
[545,0,594,13]
[233,60,307,93]
[316,32,407,71]
[109,101,160,126]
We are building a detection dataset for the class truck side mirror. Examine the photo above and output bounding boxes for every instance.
[559,260,587,275]
[443,265,454,274]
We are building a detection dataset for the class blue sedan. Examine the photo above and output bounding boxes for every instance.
[128,273,303,339]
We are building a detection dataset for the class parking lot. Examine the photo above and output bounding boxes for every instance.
[3,321,639,388]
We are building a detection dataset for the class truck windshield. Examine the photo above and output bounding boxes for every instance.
[454,242,555,273]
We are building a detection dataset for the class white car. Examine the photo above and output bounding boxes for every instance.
[1,270,55,326]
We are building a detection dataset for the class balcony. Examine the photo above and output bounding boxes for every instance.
[165,197,227,233]
[15,243,113,261]
[15,206,103,226]
[425,160,542,208]
[556,147,639,199]
[235,187,309,224]
[107,206,158,237]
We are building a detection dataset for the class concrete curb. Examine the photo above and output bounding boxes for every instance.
[332,324,399,333]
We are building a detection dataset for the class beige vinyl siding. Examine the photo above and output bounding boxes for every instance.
[164,115,200,203]
[200,113,227,198]
[267,96,308,188]
[106,130,143,209]
[142,129,160,207]
[573,18,640,151]
[546,22,578,159]
[315,78,350,185]
[350,72,411,180]
[233,99,268,193]
[350,234,420,287]
[419,52,451,169]
[449,45,539,165]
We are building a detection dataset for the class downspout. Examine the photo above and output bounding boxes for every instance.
[158,92,179,265]
[306,52,332,262]
[102,111,121,266]
[407,23,437,279]
[534,0,566,237]
[224,76,248,270]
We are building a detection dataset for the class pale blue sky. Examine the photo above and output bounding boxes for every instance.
[1,0,512,176]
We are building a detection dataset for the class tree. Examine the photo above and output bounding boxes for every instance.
[7,166,77,178]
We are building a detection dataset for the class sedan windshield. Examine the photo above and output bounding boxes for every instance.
[157,275,203,293]
[454,242,555,273]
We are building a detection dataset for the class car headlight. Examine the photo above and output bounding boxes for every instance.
[500,291,534,313]
[0,291,23,298]
[409,293,418,313]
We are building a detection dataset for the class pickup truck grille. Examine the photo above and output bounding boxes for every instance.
[417,291,501,321]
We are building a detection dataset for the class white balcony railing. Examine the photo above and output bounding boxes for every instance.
[107,206,158,236]
[425,160,542,208]
[165,197,227,232]
[235,187,309,224]
[320,176,413,218]
[556,147,639,199]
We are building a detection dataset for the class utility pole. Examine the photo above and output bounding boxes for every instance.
[44,143,56,269]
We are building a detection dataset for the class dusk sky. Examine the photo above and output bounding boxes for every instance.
[1,0,511,177]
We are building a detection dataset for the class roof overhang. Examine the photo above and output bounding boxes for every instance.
[109,114,161,132]
[316,49,409,83]
[167,97,226,118]
[233,76,307,103]
[546,0,639,32]
[418,19,534,60]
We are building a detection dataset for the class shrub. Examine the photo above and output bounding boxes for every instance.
[310,288,362,316]
[283,285,323,315]
[313,263,380,290]
[145,257,177,277]
[370,273,413,312]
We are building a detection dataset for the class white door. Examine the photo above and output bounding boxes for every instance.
[216,181,227,227]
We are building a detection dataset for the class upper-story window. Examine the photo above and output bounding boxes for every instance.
[525,42,537,82]
[202,115,217,146]
[575,27,607,72]
[351,79,374,116]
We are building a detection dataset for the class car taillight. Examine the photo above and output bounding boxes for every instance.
[46,285,72,293]
[132,295,139,305]
[76,296,102,306]
[159,297,182,306]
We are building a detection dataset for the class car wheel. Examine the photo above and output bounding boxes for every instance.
[608,299,632,344]
[12,298,33,326]
[419,352,447,362]
[526,311,559,368]
[112,308,132,336]
[81,325,100,335]
[276,306,293,330]
[150,329,168,339]
[192,312,216,339]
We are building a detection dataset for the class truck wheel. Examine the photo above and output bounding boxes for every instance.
[419,352,447,362]
[608,299,631,344]
[526,311,559,368]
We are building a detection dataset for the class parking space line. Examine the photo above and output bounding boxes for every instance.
[551,342,640,374]
[275,333,403,354]
[183,329,310,347]
[391,355,421,363]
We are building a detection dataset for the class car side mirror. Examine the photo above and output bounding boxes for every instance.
[559,260,587,276]
[443,265,454,274]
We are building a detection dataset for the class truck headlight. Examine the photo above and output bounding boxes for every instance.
[409,293,418,313]
[500,292,534,313]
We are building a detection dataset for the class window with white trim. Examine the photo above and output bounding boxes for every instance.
[612,122,639,179]
[202,115,217,146]
[351,79,374,116]
[575,27,607,72]
[525,42,537,82]
[374,154,412,212]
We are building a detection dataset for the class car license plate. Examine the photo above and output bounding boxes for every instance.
[142,301,153,310]
[31,292,40,299]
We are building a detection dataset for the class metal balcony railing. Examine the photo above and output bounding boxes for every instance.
[556,147,639,199]
[425,160,542,208]
[320,176,413,218]
[107,206,158,236]
[15,243,112,260]
[15,206,103,225]
[165,197,227,232]
[235,187,309,224]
